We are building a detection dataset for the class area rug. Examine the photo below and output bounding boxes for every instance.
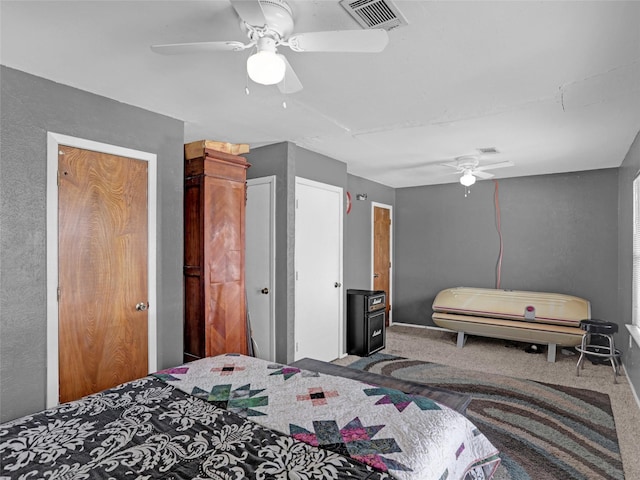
[347,353,624,480]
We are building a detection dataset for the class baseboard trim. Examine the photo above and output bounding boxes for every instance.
[622,363,640,412]
[391,322,454,333]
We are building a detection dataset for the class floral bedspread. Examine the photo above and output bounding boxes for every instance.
[154,354,500,480]
[0,377,391,479]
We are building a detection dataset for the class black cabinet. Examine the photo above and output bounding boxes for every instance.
[347,289,386,356]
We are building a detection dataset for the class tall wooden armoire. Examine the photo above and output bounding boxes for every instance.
[183,140,251,362]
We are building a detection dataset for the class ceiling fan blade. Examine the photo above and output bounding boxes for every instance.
[230,0,267,27]
[287,29,389,53]
[441,162,462,171]
[473,170,494,179]
[277,55,303,94]
[151,41,248,54]
[475,161,514,171]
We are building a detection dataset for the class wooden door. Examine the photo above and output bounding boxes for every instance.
[373,205,391,325]
[58,146,148,403]
[246,177,276,361]
[294,178,343,362]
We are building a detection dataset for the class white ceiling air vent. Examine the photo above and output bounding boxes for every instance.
[477,147,499,155]
[340,0,408,31]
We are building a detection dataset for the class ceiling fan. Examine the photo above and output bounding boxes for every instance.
[150,0,389,94]
[442,156,514,186]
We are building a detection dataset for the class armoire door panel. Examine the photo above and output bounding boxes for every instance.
[183,182,202,268]
[184,275,204,358]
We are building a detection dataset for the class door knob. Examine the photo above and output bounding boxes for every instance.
[135,302,148,311]
[334,282,342,288]
[373,273,380,278]
[261,288,269,294]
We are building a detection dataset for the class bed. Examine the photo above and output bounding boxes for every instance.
[0,354,500,479]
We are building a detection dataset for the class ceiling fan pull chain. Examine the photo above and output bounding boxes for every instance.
[281,73,287,108]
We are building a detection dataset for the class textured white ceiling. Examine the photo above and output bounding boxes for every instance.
[2,0,639,187]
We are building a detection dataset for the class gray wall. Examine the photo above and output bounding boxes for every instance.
[246,142,293,364]
[0,67,184,422]
[294,146,348,189]
[394,169,619,326]
[345,175,396,290]
[293,146,349,357]
[618,130,640,396]
[247,142,378,362]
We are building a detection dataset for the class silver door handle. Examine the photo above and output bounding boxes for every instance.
[261,288,269,294]
[334,282,342,288]
[373,273,380,278]
[136,302,148,311]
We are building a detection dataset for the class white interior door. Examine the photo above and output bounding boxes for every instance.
[294,177,343,362]
[246,176,276,361]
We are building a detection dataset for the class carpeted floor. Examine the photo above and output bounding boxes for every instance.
[333,325,640,480]
[348,352,623,480]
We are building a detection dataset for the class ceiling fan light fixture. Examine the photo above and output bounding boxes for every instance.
[247,49,286,85]
[460,171,476,187]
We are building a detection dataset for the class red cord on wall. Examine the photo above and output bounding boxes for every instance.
[494,180,503,289]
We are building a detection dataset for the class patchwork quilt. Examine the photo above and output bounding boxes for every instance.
[154,354,500,480]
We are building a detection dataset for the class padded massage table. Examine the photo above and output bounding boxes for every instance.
[432,287,591,362]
